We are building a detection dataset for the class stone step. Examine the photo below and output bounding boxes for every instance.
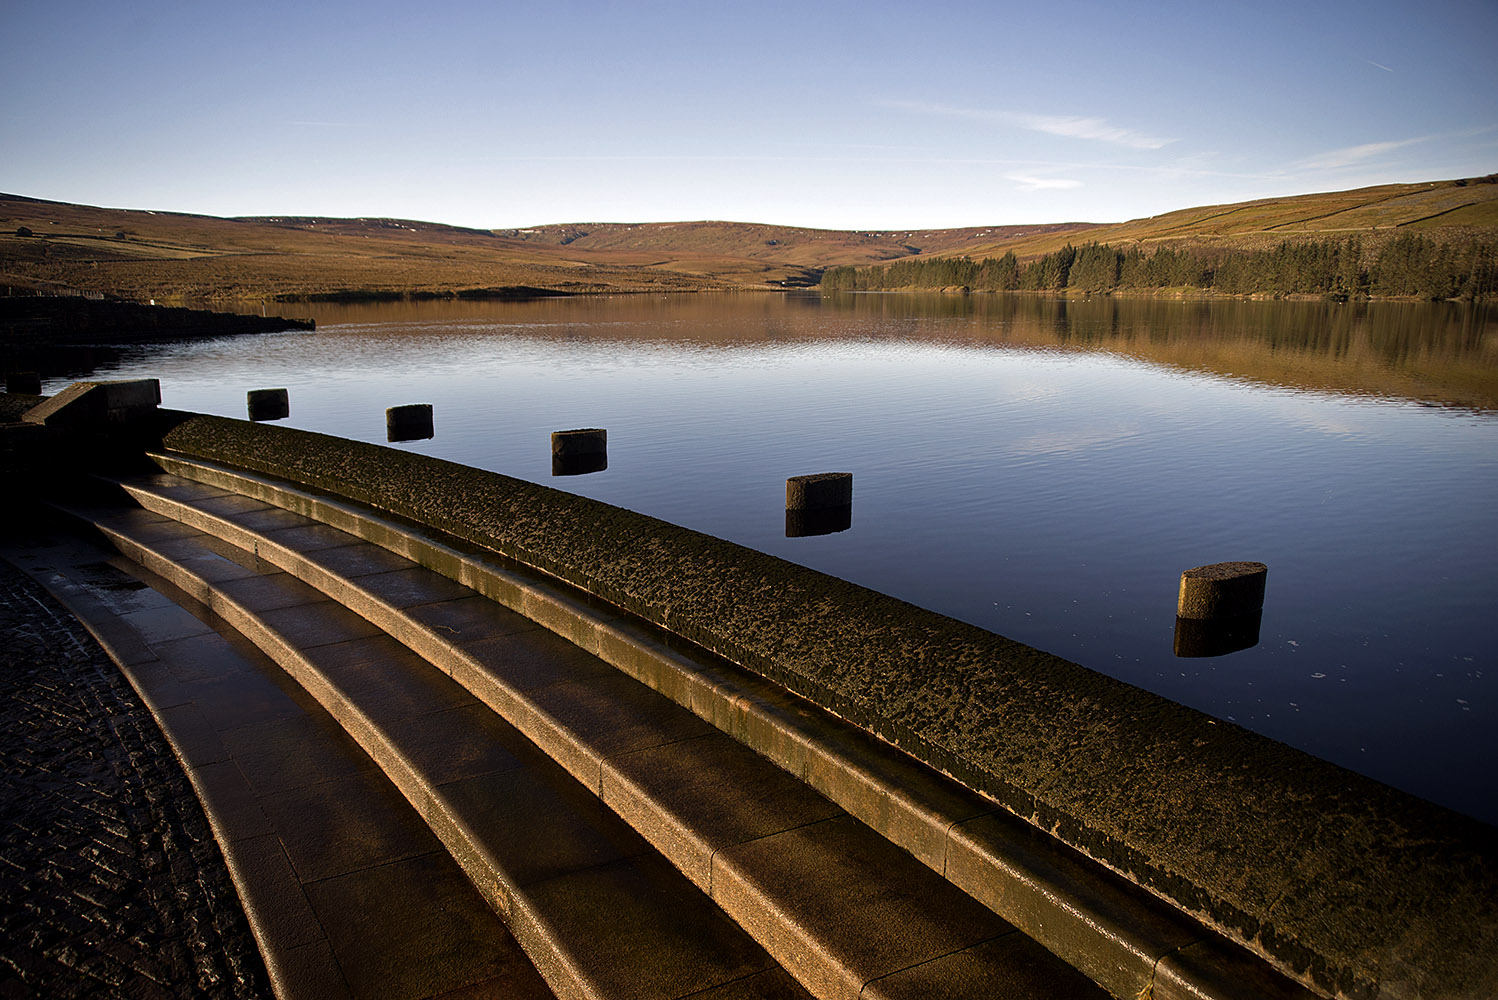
[79,467,1114,1000]
[133,451,1312,1000]
[2,524,556,1000]
[54,498,814,1000]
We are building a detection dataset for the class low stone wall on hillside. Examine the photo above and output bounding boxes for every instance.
[153,410,1495,1000]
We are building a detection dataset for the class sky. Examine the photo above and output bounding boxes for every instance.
[3,0,1496,231]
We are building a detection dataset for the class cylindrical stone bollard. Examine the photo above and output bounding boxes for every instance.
[552,428,607,457]
[387,404,434,442]
[1177,561,1267,620]
[551,429,608,475]
[5,372,42,395]
[785,473,853,537]
[247,388,289,421]
[786,472,852,510]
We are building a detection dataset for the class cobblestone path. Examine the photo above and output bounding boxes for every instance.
[0,558,270,999]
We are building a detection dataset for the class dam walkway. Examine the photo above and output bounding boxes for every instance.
[7,454,1130,1000]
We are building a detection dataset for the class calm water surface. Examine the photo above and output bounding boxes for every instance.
[58,293,1498,822]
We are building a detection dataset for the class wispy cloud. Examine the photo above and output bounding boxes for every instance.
[1301,125,1498,170]
[1303,138,1423,169]
[1365,60,1394,73]
[882,99,1176,150]
[1006,174,1083,192]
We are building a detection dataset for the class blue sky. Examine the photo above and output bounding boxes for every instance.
[3,0,1495,230]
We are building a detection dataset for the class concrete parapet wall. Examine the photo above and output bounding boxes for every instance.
[154,410,1497,1000]
[23,378,160,429]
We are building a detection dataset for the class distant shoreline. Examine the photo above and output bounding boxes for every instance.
[821,285,1496,304]
[0,296,314,382]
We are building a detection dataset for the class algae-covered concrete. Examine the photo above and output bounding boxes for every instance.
[155,410,1498,1000]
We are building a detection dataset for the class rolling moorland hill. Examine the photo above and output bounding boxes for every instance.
[0,195,717,301]
[2,177,1495,303]
[488,220,1093,286]
[948,176,1498,260]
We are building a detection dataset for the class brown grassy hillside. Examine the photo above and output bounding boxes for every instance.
[2,177,1493,303]
[492,220,1094,286]
[0,196,721,301]
[942,177,1498,261]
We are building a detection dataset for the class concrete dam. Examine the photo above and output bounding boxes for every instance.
[2,378,1494,1000]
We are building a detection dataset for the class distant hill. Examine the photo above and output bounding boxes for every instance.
[937,176,1498,261]
[490,220,1094,286]
[0,195,716,302]
[2,177,1494,303]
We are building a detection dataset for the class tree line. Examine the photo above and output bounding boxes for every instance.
[819,234,1498,301]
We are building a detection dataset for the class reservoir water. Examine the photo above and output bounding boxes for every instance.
[50,292,1498,823]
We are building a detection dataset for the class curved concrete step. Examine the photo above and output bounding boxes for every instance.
[52,500,815,1000]
[130,452,1318,1000]
[66,474,1110,1000]
[2,524,556,1000]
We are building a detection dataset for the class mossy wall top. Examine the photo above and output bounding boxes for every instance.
[157,410,1496,1000]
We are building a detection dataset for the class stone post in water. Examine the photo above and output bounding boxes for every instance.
[786,472,853,537]
[1174,561,1267,657]
[247,388,289,421]
[551,428,607,475]
[387,404,434,442]
[1177,561,1267,619]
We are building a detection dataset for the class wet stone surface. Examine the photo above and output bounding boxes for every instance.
[0,559,270,999]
